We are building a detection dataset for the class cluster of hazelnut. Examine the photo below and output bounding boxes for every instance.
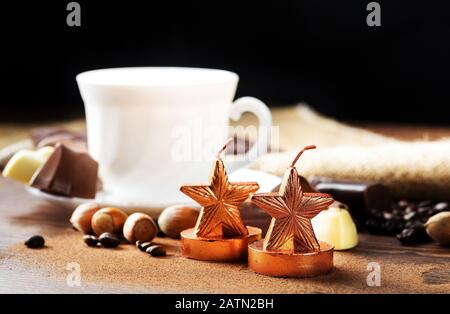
[70,203,161,253]
[70,203,200,256]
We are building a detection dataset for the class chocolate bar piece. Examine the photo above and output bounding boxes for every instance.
[30,144,98,199]
[309,176,392,221]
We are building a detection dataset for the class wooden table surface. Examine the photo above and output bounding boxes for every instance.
[0,112,450,293]
[1,175,450,293]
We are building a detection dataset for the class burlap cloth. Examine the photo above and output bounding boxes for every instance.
[252,105,450,200]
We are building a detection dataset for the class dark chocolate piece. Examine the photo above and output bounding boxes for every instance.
[30,144,98,199]
[309,176,392,221]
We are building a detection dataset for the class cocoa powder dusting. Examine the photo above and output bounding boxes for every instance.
[5,229,450,293]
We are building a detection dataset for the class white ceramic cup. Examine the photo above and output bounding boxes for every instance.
[76,67,272,206]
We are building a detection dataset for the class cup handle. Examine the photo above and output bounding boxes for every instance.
[227,96,272,172]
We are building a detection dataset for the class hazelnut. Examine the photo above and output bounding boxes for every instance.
[158,205,200,238]
[70,202,101,234]
[425,212,450,246]
[91,207,128,236]
[123,213,158,243]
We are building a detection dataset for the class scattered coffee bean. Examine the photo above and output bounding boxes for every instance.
[418,200,433,207]
[404,220,414,229]
[417,206,430,215]
[397,200,408,209]
[404,206,415,214]
[146,245,166,257]
[138,241,153,252]
[98,232,120,248]
[383,212,393,220]
[364,199,450,245]
[403,212,416,221]
[396,224,431,245]
[434,202,449,212]
[83,235,99,247]
[25,235,45,248]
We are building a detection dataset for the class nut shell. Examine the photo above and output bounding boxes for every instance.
[425,212,450,246]
[158,205,199,238]
[91,207,128,236]
[123,213,158,242]
[70,202,101,234]
[123,213,157,243]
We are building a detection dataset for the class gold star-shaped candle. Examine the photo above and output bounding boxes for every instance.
[179,138,262,262]
[248,145,335,277]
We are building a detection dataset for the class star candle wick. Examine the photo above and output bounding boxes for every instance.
[179,135,262,261]
[215,137,234,159]
[249,143,335,277]
[290,145,316,168]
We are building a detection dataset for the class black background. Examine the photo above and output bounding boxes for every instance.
[1,1,450,124]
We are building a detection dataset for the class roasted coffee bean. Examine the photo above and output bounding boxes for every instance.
[138,241,153,252]
[405,220,423,229]
[396,224,431,245]
[25,235,45,248]
[83,235,99,247]
[397,229,418,245]
[404,205,415,214]
[434,202,449,212]
[364,199,449,242]
[98,232,120,248]
[397,200,409,209]
[403,212,416,221]
[146,245,166,257]
[418,206,431,215]
[383,212,394,220]
[418,200,433,207]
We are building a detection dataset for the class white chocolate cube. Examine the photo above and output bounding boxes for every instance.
[312,206,359,250]
[2,147,54,184]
